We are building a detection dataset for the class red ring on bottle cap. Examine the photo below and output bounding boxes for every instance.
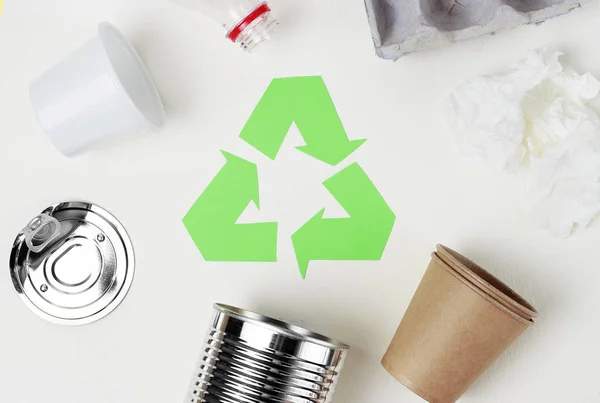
[227,3,271,42]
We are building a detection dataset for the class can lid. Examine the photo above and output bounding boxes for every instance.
[10,202,135,325]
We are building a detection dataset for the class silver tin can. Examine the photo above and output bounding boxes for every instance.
[10,201,134,325]
[187,304,350,403]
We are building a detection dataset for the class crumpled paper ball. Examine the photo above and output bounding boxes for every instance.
[448,48,600,237]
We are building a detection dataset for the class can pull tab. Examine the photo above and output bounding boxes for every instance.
[23,214,62,253]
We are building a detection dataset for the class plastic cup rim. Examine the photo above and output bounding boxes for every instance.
[97,22,165,131]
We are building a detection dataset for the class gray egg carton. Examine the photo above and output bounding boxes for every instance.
[365,0,581,59]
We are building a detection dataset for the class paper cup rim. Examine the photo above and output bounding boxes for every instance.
[98,22,165,131]
[432,254,534,326]
[436,245,538,319]
[438,253,534,321]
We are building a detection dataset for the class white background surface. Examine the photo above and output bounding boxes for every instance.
[1,0,600,402]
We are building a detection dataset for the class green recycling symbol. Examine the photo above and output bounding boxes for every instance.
[183,76,396,279]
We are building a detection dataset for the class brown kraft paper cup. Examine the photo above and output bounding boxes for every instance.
[381,251,535,403]
[435,244,538,320]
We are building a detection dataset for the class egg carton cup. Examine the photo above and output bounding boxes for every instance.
[364,0,581,60]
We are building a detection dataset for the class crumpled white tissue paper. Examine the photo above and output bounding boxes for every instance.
[448,48,600,237]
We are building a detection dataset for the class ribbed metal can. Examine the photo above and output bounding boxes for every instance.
[186,304,350,403]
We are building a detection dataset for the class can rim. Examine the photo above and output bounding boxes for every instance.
[214,303,350,350]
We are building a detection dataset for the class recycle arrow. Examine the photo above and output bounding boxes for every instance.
[183,151,278,262]
[292,163,396,279]
[239,76,367,166]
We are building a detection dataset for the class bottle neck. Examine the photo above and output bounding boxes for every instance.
[226,3,278,52]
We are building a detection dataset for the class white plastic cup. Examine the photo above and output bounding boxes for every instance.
[29,22,165,157]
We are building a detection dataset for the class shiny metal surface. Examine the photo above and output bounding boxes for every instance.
[10,201,135,325]
[187,304,350,403]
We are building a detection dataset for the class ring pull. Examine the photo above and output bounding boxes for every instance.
[22,214,61,253]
